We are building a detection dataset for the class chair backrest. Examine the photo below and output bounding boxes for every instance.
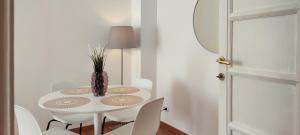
[131,79,153,91]
[131,98,164,135]
[51,81,78,92]
[14,105,42,135]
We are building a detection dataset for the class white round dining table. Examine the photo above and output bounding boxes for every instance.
[38,85,151,135]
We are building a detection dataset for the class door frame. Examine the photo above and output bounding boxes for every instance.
[218,0,229,134]
[218,0,300,135]
[0,0,14,134]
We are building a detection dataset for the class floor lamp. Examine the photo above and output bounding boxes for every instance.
[108,26,137,85]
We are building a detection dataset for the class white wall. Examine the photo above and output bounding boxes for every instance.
[141,0,157,97]
[157,0,219,134]
[130,0,142,83]
[14,0,132,129]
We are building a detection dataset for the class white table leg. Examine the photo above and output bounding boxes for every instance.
[94,113,103,135]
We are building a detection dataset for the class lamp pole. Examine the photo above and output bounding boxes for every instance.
[121,48,124,85]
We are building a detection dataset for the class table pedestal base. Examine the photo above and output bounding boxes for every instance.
[94,113,103,135]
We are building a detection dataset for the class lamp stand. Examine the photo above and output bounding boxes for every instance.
[121,48,124,85]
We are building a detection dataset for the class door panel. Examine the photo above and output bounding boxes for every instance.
[232,76,295,135]
[219,0,300,135]
[232,0,295,12]
[232,14,297,73]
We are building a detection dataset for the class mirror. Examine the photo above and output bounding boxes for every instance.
[193,0,219,53]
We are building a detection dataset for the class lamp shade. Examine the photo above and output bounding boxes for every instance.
[108,26,137,49]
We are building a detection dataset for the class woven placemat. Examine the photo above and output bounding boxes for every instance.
[108,87,140,94]
[43,97,90,109]
[61,88,91,95]
[101,95,143,106]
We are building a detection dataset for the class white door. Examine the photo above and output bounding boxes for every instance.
[219,0,300,135]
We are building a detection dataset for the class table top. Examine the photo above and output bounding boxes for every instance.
[38,85,151,114]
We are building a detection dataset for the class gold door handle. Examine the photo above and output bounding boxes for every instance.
[216,56,231,65]
[216,73,225,80]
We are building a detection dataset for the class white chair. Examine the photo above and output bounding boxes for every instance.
[101,79,153,133]
[104,98,164,135]
[14,105,78,135]
[46,81,93,135]
[131,79,153,91]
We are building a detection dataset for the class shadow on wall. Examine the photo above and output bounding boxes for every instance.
[187,50,219,135]
[169,77,218,135]
[167,47,219,134]
[170,79,193,124]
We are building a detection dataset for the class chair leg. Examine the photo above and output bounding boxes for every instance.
[128,120,134,124]
[65,124,72,129]
[101,116,107,135]
[46,119,58,130]
[79,123,82,135]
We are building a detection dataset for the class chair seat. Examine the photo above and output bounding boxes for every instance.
[52,113,93,124]
[104,107,139,122]
[104,123,134,135]
[43,128,78,135]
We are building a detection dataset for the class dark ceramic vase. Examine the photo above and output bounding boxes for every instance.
[91,71,108,96]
